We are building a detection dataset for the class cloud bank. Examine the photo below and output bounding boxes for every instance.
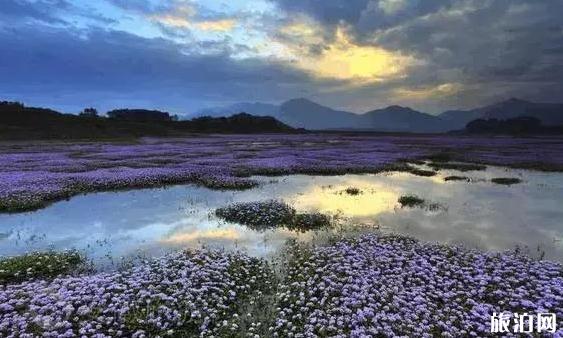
[0,0,561,114]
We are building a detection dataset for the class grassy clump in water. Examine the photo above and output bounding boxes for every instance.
[491,177,522,185]
[398,195,426,208]
[344,187,362,195]
[430,162,486,172]
[444,176,471,182]
[406,168,438,177]
[0,250,86,284]
[398,195,446,211]
[216,200,331,231]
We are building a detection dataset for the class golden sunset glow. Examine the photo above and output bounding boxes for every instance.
[194,19,237,32]
[149,4,236,33]
[293,180,399,217]
[281,25,415,83]
[160,228,241,244]
[393,83,463,100]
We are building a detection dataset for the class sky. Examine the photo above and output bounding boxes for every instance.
[1,0,562,115]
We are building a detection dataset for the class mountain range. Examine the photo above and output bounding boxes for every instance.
[191,98,563,133]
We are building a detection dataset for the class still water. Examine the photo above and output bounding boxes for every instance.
[1,164,562,264]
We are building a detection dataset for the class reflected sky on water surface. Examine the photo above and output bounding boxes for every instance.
[1,163,562,265]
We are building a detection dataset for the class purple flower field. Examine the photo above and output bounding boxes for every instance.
[0,234,561,337]
[2,134,563,336]
[274,234,563,337]
[2,134,563,212]
[0,250,272,337]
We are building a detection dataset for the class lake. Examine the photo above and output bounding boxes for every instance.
[1,163,562,266]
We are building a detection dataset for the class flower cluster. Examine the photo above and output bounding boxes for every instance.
[272,234,563,337]
[215,200,331,232]
[0,250,272,337]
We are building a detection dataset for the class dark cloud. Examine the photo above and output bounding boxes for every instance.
[271,0,371,25]
[0,0,71,24]
[372,1,563,85]
[1,0,562,114]
[0,23,316,113]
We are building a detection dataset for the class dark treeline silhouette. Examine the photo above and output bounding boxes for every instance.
[0,101,297,140]
[107,109,178,122]
[463,116,563,135]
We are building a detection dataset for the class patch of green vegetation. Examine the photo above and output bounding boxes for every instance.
[398,195,426,208]
[398,195,447,211]
[444,176,471,182]
[406,168,438,177]
[0,250,87,284]
[345,187,361,195]
[491,177,522,185]
[430,162,486,172]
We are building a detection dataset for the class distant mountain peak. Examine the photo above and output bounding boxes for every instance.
[505,97,529,103]
[382,105,415,112]
[282,98,323,108]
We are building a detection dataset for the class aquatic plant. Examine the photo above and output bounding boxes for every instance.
[0,250,86,284]
[271,234,563,337]
[491,177,522,185]
[444,175,471,182]
[215,201,331,231]
[0,250,272,337]
[344,187,361,195]
[406,168,438,177]
[398,195,426,208]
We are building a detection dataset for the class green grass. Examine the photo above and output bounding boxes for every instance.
[0,250,87,284]
[406,168,438,177]
[398,195,426,208]
[345,187,361,195]
[398,195,446,211]
[491,177,522,185]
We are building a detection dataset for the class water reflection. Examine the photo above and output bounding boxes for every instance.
[293,178,398,217]
[0,164,562,264]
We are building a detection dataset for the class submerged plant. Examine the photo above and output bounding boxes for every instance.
[398,194,426,208]
[344,187,362,195]
[491,177,522,185]
[406,167,438,177]
[398,195,446,211]
[444,175,471,182]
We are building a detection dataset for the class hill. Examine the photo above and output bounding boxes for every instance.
[462,116,563,135]
[359,105,449,133]
[199,98,450,132]
[439,98,563,130]
[0,102,297,140]
[278,98,360,130]
[191,102,280,119]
